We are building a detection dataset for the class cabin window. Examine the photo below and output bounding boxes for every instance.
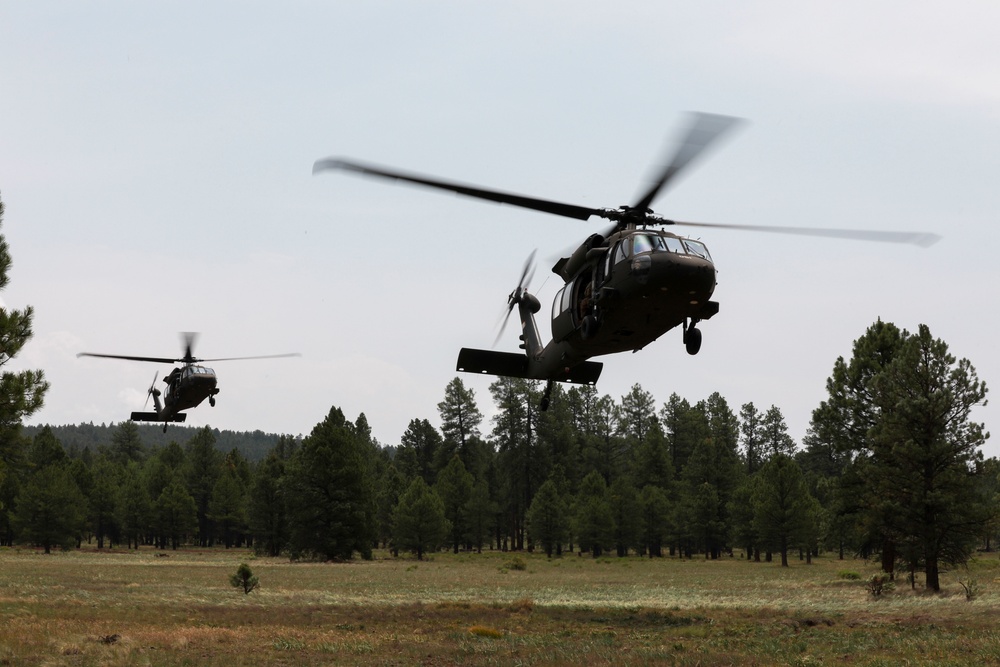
[553,286,567,318]
[683,239,712,260]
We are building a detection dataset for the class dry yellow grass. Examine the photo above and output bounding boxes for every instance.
[0,546,998,665]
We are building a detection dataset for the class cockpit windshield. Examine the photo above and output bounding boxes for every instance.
[629,233,709,259]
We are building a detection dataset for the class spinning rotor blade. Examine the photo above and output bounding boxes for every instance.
[181,332,198,364]
[78,352,179,364]
[143,371,159,410]
[632,112,744,212]
[314,158,600,221]
[659,219,941,247]
[196,353,302,362]
[494,250,536,346]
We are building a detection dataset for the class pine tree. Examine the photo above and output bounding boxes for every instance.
[464,478,495,553]
[752,454,814,567]
[637,485,671,557]
[526,479,568,557]
[437,378,483,474]
[208,469,246,548]
[184,427,222,546]
[117,462,151,550]
[13,464,86,553]
[435,455,473,554]
[283,407,376,561]
[868,324,990,590]
[608,476,639,556]
[247,452,288,557]
[0,193,48,460]
[393,477,449,560]
[575,471,613,557]
[154,477,199,549]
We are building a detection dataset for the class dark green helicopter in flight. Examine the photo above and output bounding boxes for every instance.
[314,113,939,410]
[78,333,300,431]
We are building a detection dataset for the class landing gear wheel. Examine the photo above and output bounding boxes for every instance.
[684,326,702,355]
[210,396,216,407]
[582,314,599,340]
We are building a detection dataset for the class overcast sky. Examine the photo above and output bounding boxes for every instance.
[2,1,997,457]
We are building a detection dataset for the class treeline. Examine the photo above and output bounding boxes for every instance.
[0,320,995,592]
[21,423,291,462]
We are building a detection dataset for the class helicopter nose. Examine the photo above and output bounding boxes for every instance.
[644,253,716,299]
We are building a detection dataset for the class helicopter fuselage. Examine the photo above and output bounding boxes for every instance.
[130,364,220,426]
[457,228,718,386]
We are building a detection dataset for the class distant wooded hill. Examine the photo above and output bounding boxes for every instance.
[22,422,295,462]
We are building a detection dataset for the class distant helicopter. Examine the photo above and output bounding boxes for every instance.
[314,113,940,410]
[78,333,300,431]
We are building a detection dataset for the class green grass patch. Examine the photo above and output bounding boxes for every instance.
[0,547,998,665]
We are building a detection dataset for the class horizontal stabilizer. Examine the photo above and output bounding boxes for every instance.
[130,412,187,423]
[457,348,528,378]
[456,348,603,385]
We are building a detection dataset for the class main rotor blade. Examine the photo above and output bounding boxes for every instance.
[77,352,180,364]
[195,353,302,362]
[665,219,941,247]
[314,158,601,221]
[633,113,744,212]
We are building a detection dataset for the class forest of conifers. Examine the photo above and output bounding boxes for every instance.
[2,317,995,592]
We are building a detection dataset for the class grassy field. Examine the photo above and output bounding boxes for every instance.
[1,546,999,666]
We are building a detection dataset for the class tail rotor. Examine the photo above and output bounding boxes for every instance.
[143,371,160,411]
[494,250,537,346]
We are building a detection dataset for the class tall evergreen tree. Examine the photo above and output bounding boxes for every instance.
[208,468,246,548]
[752,454,815,567]
[393,477,449,560]
[608,476,640,556]
[247,452,288,557]
[283,406,376,561]
[637,485,671,557]
[526,479,568,557]
[108,421,145,465]
[437,378,483,474]
[464,478,495,553]
[184,427,222,546]
[435,455,473,554]
[396,418,443,485]
[739,402,764,475]
[760,406,796,460]
[154,476,199,549]
[13,464,86,553]
[0,193,48,461]
[575,471,613,557]
[810,319,906,574]
[117,462,151,550]
[868,324,990,590]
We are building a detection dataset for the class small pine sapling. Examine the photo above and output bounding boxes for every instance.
[229,562,259,594]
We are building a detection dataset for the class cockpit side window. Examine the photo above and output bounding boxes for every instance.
[614,238,631,264]
[683,239,712,260]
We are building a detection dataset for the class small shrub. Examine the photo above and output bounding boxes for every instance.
[508,597,534,613]
[838,570,861,580]
[229,562,260,594]
[502,556,527,571]
[866,572,895,598]
[469,625,504,639]
[958,577,980,601]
